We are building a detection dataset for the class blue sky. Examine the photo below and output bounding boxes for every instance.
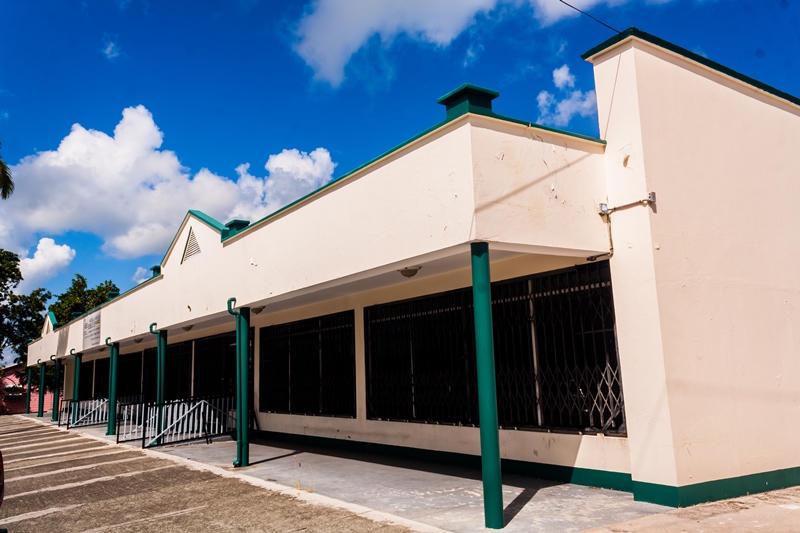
[0,0,798,301]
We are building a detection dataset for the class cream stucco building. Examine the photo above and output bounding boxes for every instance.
[27,28,800,518]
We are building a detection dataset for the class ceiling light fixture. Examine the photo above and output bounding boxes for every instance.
[398,266,422,278]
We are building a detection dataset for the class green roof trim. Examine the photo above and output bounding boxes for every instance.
[187,210,226,232]
[35,272,163,339]
[581,27,800,108]
[227,85,604,242]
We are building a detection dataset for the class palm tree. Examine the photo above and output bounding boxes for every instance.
[0,140,13,199]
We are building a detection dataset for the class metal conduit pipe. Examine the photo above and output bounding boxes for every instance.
[227,297,250,468]
[105,337,120,435]
[50,355,61,422]
[37,360,46,417]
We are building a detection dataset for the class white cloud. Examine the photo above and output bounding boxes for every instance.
[537,88,596,127]
[17,238,76,293]
[292,0,671,86]
[229,148,335,222]
[132,266,150,285]
[535,62,597,127]
[1,106,337,260]
[463,44,484,68]
[552,64,575,89]
[294,0,497,87]
[103,40,121,61]
[526,0,629,26]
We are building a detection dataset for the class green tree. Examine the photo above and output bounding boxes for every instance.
[49,274,119,325]
[0,249,52,388]
[0,140,13,199]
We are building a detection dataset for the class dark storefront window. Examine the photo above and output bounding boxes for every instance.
[79,359,95,400]
[194,332,237,397]
[94,358,109,399]
[142,348,157,402]
[259,311,355,417]
[165,341,192,401]
[118,352,143,402]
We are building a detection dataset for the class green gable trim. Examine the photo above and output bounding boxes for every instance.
[47,311,58,326]
[188,210,226,232]
[634,465,800,507]
[582,27,800,109]
[158,210,224,267]
[253,430,631,493]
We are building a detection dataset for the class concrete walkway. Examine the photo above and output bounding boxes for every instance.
[7,414,800,531]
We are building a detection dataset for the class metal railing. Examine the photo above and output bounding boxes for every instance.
[57,398,72,427]
[117,395,235,448]
[66,397,109,429]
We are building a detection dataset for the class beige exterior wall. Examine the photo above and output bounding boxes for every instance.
[470,117,608,255]
[591,37,800,488]
[591,40,680,489]
[28,111,622,475]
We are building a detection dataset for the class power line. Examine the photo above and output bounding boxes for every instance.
[558,0,621,33]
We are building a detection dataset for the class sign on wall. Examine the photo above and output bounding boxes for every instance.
[83,310,101,350]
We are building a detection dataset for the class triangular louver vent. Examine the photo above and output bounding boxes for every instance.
[181,227,201,263]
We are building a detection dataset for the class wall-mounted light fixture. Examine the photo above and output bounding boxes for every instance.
[398,266,422,278]
[252,307,265,315]
[182,325,194,332]
[133,337,143,344]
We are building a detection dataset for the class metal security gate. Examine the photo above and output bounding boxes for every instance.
[365,261,626,435]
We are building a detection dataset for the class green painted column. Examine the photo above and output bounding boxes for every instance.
[150,323,167,445]
[72,352,82,424]
[25,366,32,414]
[228,298,250,468]
[105,339,120,435]
[37,361,46,417]
[238,307,250,467]
[470,241,504,529]
[51,357,62,422]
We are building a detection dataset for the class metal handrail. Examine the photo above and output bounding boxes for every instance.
[67,397,109,428]
[116,394,235,448]
[145,399,227,447]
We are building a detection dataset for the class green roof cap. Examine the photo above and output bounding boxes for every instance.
[437,83,500,121]
[582,27,800,108]
[222,219,250,239]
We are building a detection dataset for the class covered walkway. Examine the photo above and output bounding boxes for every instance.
[25,414,666,532]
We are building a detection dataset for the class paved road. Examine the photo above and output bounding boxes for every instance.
[0,416,416,532]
